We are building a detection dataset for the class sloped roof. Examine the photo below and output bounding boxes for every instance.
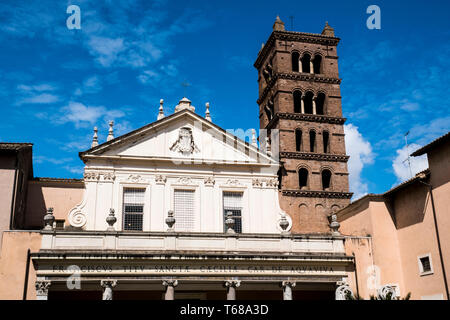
[411,131,450,156]
[0,142,33,151]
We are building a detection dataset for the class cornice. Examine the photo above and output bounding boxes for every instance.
[255,31,340,69]
[277,113,346,125]
[280,152,349,162]
[257,72,341,104]
[282,189,353,199]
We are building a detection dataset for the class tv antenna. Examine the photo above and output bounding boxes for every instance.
[402,131,413,178]
[289,16,294,30]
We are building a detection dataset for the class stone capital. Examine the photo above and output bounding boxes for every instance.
[100,279,117,289]
[35,280,51,296]
[281,280,296,288]
[162,279,178,287]
[224,280,241,288]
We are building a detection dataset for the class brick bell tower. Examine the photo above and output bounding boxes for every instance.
[254,17,352,234]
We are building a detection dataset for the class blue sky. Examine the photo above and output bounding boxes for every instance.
[0,0,449,199]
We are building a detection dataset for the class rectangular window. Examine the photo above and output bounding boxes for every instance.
[418,254,433,276]
[123,188,145,231]
[174,189,195,231]
[223,192,243,233]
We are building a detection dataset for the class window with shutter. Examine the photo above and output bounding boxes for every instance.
[174,189,195,231]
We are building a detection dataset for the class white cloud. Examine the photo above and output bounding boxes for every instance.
[57,102,125,128]
[19,93,60,104]
[392,143,428,182]
[344,124,375,200]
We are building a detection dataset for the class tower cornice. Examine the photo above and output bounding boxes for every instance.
[255,31,340,69]
[281,190,353,199]
[265,113,346,128]
[280,152,349,162]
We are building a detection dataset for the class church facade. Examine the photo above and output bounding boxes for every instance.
[2,17,447,301]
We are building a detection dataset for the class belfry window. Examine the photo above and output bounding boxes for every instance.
[309,130,316,152]
[304,92,314,114]
[316,92,325,115]
[301,53,311,73]
[323,131,330,153]
[322,170,332,190]
[223,192,243,233]
[291,52,300,72]
[313,55,322,74]
[298,168,308,189]
[123,188,145,231]
[295,129,302,151]
[293,90,302,113]
[174,189,195,231]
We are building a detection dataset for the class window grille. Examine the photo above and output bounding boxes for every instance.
[123,188,145,231]
[174,189,195,231]
[223,192,243,233]
[420,256,432,273]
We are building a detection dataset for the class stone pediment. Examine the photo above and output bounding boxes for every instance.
[79,109,275,165]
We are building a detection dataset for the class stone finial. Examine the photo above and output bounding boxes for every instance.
[107,120,114,141]
[205,102,211,122]
[279,212,289,234]
[166,210,176,231]
[106,208,117,231]
[251,129,258,148]
[273,15,285,31]
[321,21,335,37]
[174,97,195,113]
[43,207,55,230]
[91,127,99,148]
[225,211,235,234]
[329,214,340,236]
[157,99,165,120]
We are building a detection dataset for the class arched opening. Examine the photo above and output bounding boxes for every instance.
[295,129,302,151]
[293,90,302,113]
[309,130,316,152]
[304,91,314,114]
[313,55,322,74]
[301,53,311,73]
[298,168,308,189]
[322,169,332,190]
[323,131,330,153]
[316,92,325,115]
[291,52,300,72]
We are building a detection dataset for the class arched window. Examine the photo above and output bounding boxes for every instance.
[299,168,308,189]
[301,53,311,73]
[316,92,325,115]
[295,129,302,151]
[304,91,314,114]
[309,130,316,152]
[322,169,332,190]
[293,90,302,113]
[313,55,322,74]
[323,131,330,153]
[291,52,300,72]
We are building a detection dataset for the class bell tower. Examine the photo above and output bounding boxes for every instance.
[254,17,352,234]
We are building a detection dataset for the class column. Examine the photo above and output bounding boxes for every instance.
[224,280,241,300]
[309,59,314,74]
[163,279,178,300]
[101,280,117,300]
[312,97,317,115]
[300,97,305,114]
[281,281,296,300]
[299,58,303,73]
[35,280,51,300]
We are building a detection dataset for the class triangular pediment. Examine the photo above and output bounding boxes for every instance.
[80,110,275,165]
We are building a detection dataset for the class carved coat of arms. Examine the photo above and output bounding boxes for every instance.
[170,127,200,155]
